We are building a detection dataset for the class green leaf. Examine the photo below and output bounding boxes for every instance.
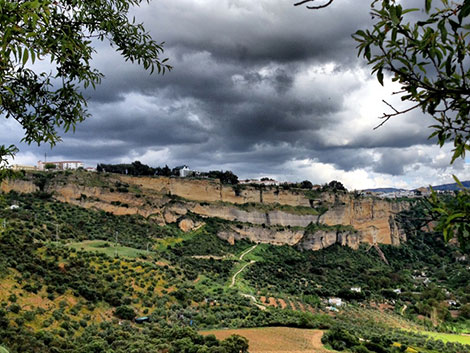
[459,0,470,19]
[377,69,384,86]
[452,175,464,188]
[22,48,29,66]
[425,0,432,13]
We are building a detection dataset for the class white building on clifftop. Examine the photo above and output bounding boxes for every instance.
[37,160,84,171]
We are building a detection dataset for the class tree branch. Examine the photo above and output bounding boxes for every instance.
[293,0,334,9]
[374,101,421,130]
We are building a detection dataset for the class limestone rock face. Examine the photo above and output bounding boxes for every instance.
[178,218,203,232]
[218,225,304,246]
[300,230,360,250]
[189,203,318,227]
[1,179,37,194]
[1,173,409,251]
[319,197,408,245]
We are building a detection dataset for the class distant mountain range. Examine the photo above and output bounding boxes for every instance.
[364,180,470,193]
[431,180,470,191]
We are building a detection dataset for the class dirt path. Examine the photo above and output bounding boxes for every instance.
[241,293,266,310]
[401,304,407,315]
[239,244,258,260]
[230,260,256,287]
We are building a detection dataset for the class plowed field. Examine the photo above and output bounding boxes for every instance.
[200,327,335,353]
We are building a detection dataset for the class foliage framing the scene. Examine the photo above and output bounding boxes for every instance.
[0,0,171,169]
[353,0,470,163]
[295,0,470,251]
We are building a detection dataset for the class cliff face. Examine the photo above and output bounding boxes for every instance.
[1,173,408,250]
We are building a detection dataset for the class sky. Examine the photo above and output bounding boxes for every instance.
[3,0,470,190]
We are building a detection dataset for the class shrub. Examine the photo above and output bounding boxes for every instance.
[114,305,135,320]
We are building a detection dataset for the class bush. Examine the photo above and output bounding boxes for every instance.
[114,305,135,320]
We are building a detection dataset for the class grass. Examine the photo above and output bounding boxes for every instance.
[421,331,470,345]
[240,243,268,262]
[154,229,199,251]
[200,327,336,353]
[66,240,153,258]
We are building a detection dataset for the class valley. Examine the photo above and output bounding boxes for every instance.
[0,170,469,353]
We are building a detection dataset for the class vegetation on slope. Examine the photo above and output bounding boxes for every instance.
[1,189,470,352]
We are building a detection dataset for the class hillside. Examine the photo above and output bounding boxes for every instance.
[364,180,470,193]
[0,171,470,353]
[431,181,470,191]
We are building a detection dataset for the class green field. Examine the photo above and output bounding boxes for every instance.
[422,331,470,345]
[66,240,153,258]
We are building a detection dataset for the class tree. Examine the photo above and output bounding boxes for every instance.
[429,179,470,253]
[296,0,470,251]
[352,0,470,163]
[220,335,249,353]
[0,0,171,171]
[44,163,57,170]
[299,180,313,189]
[114,305,135,320]
[353,0,470,251]
[207,170,239,185]
[0,145,18,180]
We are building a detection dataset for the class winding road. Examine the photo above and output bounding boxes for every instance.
[229,244,258,288]
[239,244,258,260]
[230,260,256,287]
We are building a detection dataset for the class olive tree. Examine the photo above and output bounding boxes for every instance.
[0,0,171,170]
[296,0,470,251]
[353,0,470,250]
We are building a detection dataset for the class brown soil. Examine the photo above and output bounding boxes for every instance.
[200,327,335,353]
[268,297,277,307]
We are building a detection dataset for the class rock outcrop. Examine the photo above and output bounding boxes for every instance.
[1,172,409,250]
[218,225,304,246]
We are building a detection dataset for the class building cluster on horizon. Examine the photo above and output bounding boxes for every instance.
[376,190,424,199]
[37,160,84,171]
[239,178,280,186]
[9,160,91,172]
[365,187,453,199]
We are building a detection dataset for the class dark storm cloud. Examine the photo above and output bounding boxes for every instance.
[137,0,373,65]
[8,0,465,188]
[372,149,431,176]
[312,148,374,171]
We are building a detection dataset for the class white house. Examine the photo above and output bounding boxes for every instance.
[37,160,84,171]
[328,298,343,307]
[173,165,193,177]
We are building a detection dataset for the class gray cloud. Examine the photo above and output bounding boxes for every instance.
[373,149,430,176]
[5,0,469,188]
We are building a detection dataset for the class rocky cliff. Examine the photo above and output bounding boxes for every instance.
[1,171,408,250]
